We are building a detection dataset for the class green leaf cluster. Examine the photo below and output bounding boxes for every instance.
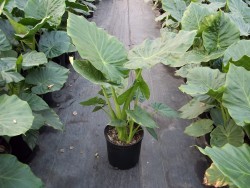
[67,13,182,143]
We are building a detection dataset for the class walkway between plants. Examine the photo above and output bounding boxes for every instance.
[31,0,208,187]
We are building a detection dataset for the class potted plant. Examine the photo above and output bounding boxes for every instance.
[67,13,196,169]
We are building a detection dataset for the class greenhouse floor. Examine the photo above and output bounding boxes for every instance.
[31,0,209,187]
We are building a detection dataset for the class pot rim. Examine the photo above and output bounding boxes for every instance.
[104,125,144,148]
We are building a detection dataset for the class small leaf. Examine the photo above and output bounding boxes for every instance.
[126,106,158,128]
[179,99,214,119]
[22,51,47,70]
[184,119,214,137]
[146,127,158,140]
[151,102,179,118]
[138,75,150,99]
[92,106,103,112]
[109,119,127,127]
[210,120,244,147]
[39,109,64,131]
[70,59,109,85]
[80,97,106,106]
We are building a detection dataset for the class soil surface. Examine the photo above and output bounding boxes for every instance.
[106,126,143,146]
[30,1,209,188]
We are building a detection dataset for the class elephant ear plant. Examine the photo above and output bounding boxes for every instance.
[67,13,196,168]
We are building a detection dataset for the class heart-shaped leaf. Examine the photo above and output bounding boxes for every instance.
[199,144,250,188]
[201,11,240,53]
[25,62,69,94]
[210,120,244,147]
[0,94,34,136]
[38,31,76,58]
[184,119,214,137]
[24,0,65,26]
[0,154,43,188]
[222,64,250,126]
[67,13,128,85]
[126,106,158,128]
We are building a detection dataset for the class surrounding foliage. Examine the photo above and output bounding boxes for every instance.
[0,0,98,187]
[156,0,250,187]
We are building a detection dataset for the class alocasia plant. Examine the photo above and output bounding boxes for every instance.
[67,13,196,143]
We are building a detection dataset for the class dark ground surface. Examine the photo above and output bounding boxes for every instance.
[31,0,209,187]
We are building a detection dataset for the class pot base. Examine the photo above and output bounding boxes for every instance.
[104,126,143,170]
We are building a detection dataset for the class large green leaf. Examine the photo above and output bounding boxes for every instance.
[179,98,214,119]
[210,120,244,147]
[226,13,250,37]
[14,17,51,40]
[204,163,231,187]
[80,96,106,106]
[0,154,43,188]
[126,30,197,69]
[1,71,24,83]
[70,59,109,85]
[38,31,76,58]
[0,19,18,46]
[228,0,250,23]
[24,0,65,26]
[199,144,250,188]
[201,1,226,12]
[19,93,49,111]
[39,108,63,131]
[0,94,34,136]
[222,64,250,126]
[67,13,128,85]
[184,119,214,137]
[0,56,23,83]
[162,0,186,22]
[181,3,210,31]
[223,40,250,70]
[151,102,179,118]
[179,67,226,101]
[0,28,11,51]
[201,11,240,53]
[25,62,69,94]
[170,49,224,67]
[126,106,158,128]
[22,51,47,70]
[0,57,16,71]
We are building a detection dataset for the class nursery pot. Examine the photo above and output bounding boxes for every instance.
[104,125,144,170]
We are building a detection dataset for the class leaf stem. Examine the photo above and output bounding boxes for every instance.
[111,86,122,119]
[101,86,116,119]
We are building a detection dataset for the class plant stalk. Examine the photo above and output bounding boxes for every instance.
[101,86,116,119]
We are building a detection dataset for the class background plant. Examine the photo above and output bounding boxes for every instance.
[154,0,250,187]
[0,0,99,187]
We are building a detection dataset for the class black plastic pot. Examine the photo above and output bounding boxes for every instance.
[104,126,144,170]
